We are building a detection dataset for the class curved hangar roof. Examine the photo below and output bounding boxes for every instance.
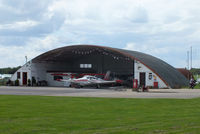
[33,45,189,88]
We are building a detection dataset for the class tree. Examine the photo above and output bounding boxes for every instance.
[0,66,21,74]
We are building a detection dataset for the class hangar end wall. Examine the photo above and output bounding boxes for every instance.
[134,60,167,88]
[10,61,32,85]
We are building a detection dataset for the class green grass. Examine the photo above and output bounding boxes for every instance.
[195,84,200,89]
[0,95,200,134]
[194,75,200,89]
[194,75,200,80]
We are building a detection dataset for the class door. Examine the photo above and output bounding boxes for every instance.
[139,72,146,87]
[23,72,27,85]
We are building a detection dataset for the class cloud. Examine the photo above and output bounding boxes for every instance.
[0,0,50,23]
[124,42,171,55]
[0,35,64,68]
[0,12,65,37]
[123,41,192,67]
[0,0,66,38]
[0,20,39,31]
[0,0,200,68]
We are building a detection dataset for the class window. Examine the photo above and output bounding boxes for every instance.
[80,64,84,68]
[80,64,92,68]
[84,64,87,68]
[54,76,63,80]
[88,64,92,68]
[17,72,20,79]
[149,73,152,80]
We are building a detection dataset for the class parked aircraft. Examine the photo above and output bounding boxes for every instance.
[55,71,123,88]
[70,75,119,88]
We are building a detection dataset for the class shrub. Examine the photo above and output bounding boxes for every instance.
[32,77,36,86]
[15,79,19,86]
[28,79,31,86]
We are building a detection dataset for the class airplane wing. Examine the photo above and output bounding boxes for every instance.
[70,75,121,88]
[90,80,116,84]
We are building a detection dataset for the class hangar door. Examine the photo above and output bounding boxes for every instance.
[23,72,27,85]
[139,72,146,87]
[71,52,134,76]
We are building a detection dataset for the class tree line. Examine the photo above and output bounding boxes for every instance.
[190,68,200,75]
[0,66,21,74]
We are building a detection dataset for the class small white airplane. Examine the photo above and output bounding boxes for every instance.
[56,71,122,88]
[70,75,118,88]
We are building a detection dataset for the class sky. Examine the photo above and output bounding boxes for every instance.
[0,0,200,68]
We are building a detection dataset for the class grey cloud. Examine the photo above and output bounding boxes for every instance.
[0,0,52,23]
[163,15,181,24]
[0,36,29,46]
[25,13,66,36]
[0,12,65,37]
[0,0,200,68]
[128,7,149,23]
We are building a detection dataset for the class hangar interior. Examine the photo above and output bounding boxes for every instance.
[10,45,189,88]
[33,46,134,74]
[32,46,134,80]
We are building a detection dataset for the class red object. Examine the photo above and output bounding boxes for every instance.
[177,68,193,80]
[116,80,123,84]
[51,73,69,76]
[154,82,158,88]
[56,79,62,81]
[23,72,27,85]
[133,79,138,89]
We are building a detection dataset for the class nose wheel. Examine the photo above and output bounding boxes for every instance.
[96,84,101,89]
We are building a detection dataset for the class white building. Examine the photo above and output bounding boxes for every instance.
[0,74,12,79]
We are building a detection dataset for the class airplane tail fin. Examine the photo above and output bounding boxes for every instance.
[104,71,111,80]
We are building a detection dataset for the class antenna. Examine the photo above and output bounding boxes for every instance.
[187,51,189,70]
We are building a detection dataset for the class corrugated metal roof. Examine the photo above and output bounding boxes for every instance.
[33,45,189,88]
[118,49,189,88]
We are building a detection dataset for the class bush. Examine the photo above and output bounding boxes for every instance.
[15,79,19,86]
[0,79,5,86]
[32,77,36,86]
[28,79,31,86]
[0,78,14,86]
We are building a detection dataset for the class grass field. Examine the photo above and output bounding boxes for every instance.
[195,84,200,89]
[0,95,200,134]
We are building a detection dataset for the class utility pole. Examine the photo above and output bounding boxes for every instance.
[190,46,192,70]
[187,51,189,70]
[186,50,190,79]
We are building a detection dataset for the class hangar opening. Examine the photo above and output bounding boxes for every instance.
[10,45,189,88]
[33,45,134,77]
